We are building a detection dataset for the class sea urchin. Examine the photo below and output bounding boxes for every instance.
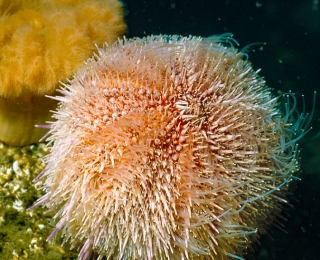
[35,35,310,259]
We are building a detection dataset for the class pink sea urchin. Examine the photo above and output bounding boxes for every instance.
[35,35,311,259]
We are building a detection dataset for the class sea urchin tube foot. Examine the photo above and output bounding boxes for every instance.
[35,35,310,260]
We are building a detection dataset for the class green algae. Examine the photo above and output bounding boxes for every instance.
[0,142,78,260]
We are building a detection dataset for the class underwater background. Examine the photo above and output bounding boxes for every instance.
[0,0,319,259]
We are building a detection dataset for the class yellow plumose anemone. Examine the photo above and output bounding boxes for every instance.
[36,35,308,259]
[0,0,126,146]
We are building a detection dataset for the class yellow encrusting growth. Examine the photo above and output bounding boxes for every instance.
[37,35,306,259]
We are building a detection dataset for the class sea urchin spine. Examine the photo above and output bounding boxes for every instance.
[35,35,310,259]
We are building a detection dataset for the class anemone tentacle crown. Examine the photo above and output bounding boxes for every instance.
[0,0,126,145]
[36,35,307,259]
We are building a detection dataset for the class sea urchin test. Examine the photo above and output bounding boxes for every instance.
[34,35,310,260]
